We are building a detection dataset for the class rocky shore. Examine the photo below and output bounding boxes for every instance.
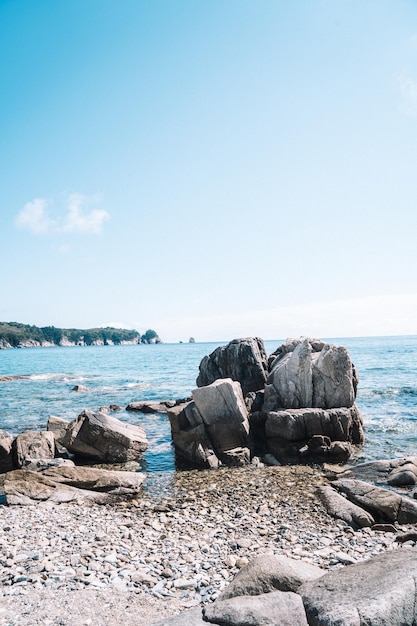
[0,464,412,625]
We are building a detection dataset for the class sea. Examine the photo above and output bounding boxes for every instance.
[0,336,417,474]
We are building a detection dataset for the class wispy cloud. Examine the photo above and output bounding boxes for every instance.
[398,74,417,118]
[15,198,56,234]
[15,193,110,235]
[61,194,110,234]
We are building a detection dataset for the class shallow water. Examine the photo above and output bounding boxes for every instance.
[0,336,416,472]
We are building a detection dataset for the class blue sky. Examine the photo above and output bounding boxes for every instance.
[2,0,417,342]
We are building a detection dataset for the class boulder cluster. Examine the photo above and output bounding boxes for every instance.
[0,409,149,505]
[168,336,364,469]
[152,549,417,626]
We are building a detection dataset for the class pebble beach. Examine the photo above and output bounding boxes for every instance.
[0,464,407,625]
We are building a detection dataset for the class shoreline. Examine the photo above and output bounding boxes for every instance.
[0,464,406,625]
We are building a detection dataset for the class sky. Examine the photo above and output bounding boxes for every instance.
[1,0,417,343]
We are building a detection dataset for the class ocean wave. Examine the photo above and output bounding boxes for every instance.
[29,373,88,382]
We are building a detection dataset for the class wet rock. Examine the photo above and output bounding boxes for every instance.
[126,401,176,413]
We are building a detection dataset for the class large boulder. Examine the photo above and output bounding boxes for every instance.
[167,402,220,469]
[60,410,148,463]
[168,379,251,468]
[4,466,146,505]
[264,406,363,464]
[264,337,358,411]
[12,430,55,469]
[192,378,250,456]
[204,591,309,626]
[219,554,324,600]
[299,549,417,625]
[196,337,268,395]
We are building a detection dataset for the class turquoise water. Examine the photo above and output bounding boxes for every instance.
[0,336,416,471]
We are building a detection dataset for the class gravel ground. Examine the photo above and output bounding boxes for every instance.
[0,464,406,625]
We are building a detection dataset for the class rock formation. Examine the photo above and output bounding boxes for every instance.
[171,336,364,468]
[151,550,417,626]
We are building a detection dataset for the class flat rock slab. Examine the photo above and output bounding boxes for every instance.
[300,549,417,626]
[219,554,324,600]
[317,485,375,528]
[4,466,146,505]
[333,477,417,523]
[204,591,309,626]
[337,457,417,487]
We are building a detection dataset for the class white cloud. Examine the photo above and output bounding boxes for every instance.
[61,193,110,234]
[15,194,110,236]
[398,74,417,118]
[15,198,55,234]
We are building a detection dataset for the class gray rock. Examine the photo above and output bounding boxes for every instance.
[265,407,363,444]
[167,403,220,468]
[300,549,417,626]
[60,410,148,463]
[204,591,309,626]
[47,415,70,443]
[337,457,417,487]
[196,337,268,395]
[192,378,250,455]
[4,466,145,505]
[317,485,375,528]
[0,430,14,473]
[12,431,55,469]
[333,477,417,524]
[265,337,357,410]
[219,554,324,600]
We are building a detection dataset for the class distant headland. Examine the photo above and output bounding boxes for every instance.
[0,322,162,349]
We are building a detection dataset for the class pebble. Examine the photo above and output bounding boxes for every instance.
[0,464,409,607]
